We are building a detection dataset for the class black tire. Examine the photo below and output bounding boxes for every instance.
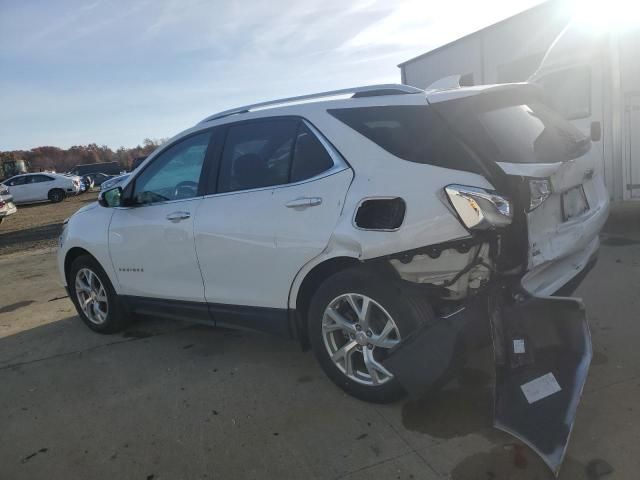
[68,254,131,334]
[48,188,65,203]
[309,267,436,403]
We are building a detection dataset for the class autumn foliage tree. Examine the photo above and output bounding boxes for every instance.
[0,138,167,174]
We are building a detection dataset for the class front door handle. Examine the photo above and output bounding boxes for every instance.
[285,197,322,208]
[166,211,191,222]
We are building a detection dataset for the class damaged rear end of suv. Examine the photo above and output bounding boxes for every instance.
[310,83,608,475]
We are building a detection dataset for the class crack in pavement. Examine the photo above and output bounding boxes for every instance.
[0,325,192,371]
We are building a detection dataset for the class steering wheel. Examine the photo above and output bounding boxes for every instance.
[174,181,198,199]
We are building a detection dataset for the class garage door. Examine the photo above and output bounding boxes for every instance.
[626,96,640,199]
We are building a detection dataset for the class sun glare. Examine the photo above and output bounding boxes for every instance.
[568,0,640,32]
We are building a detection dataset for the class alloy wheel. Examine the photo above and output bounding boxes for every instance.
[75,268,109,325]
[322,293,401,386]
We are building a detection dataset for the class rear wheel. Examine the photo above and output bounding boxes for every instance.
[309,268,435,403]
[68,255,131,333]
[48,188,65,203]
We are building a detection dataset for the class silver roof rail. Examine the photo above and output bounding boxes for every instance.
[199,84,424,123]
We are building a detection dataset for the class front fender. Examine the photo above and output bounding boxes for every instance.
[58,206,118,292]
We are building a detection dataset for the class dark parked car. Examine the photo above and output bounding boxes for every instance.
[86,172,115,188]
[68,162,123,177]
[131,156,147,170]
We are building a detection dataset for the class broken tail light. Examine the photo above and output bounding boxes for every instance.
[445,185,513,230]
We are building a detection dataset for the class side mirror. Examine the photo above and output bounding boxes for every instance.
[98,187,123,208]
[590,121,602,142]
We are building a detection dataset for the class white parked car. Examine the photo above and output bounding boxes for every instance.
[58,84,608,473]
[2,172,80,204]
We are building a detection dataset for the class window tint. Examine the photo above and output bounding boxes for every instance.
[27,175,53,183]
[217,120,298,193]
[291,124,334,182]
[538,66,591,120]
[328,106,482,173]
[8,176,26,186]
[133,131,211,204]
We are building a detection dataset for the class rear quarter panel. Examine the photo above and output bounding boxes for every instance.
[305,109,495,259]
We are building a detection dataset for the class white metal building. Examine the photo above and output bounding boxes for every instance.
[399,0,640,202]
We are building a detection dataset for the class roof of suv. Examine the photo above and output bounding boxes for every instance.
[196,82,537,127]
[198,84,425,124]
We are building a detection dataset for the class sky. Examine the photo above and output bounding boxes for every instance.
[0,0,544,151]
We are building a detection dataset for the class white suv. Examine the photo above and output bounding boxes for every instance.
[2,172,81,203]
[58,83,607,469]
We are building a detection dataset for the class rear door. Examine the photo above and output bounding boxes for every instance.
[194,118,352,331]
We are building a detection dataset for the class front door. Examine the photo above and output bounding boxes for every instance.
[194,119,352,333]
[109,130,214,303]
[6,175,28,203]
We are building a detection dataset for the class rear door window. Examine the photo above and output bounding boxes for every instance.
[217,120,299,193]
[328,105,482,173]
[27,175,53,183]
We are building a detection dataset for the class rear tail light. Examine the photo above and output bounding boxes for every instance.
[528,178,552,211]
[0,200,5,208]
[444,185,513,230]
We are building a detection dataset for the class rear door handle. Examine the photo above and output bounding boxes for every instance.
[285,197,323,208]
[166,211,191,222]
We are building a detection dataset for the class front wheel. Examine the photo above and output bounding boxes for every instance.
[48,188,65,203]
[68,255,131,333]
[309,268,435,403]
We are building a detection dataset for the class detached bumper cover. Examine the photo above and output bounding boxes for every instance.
[383,289,591,477]
[491,294,591,476]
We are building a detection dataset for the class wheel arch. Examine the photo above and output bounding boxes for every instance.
[64,247,102,285]
[48,187,66,201]
[290,255,361,349]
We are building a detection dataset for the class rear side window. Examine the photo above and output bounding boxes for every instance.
[27,175,53,183]
[291,124,334,182]
[328,106,482,173]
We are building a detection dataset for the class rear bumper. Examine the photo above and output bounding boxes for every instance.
[521,235,599,297]
[0,202,17,218]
